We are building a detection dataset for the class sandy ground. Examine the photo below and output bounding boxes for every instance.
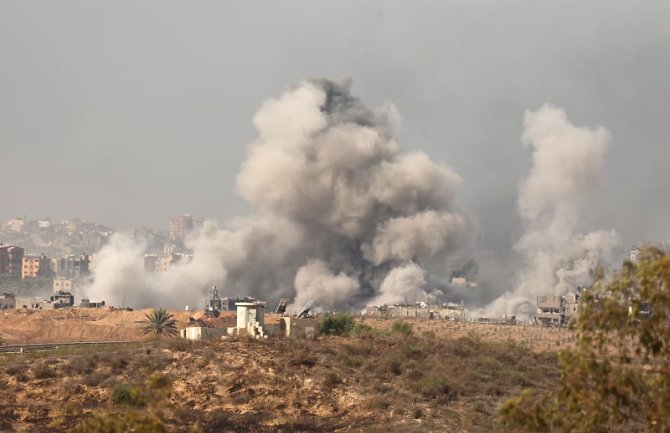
[0,308,574,352]
[0,308,237,344]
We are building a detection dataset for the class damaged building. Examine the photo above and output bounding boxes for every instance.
[365,302,465,321]
[16,291,75,310]
[79,298,106,308]
[536,292,581,326]
[181,296,318,341]
[0,293,16,310]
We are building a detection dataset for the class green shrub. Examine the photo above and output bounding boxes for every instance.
[391,320,413,336]
[449,335,479,357]
[351,321,373,336]
[81,371,109,387]
[77,371,198,433]
[111,384,146,407]
[317,313,356,336]
[5,364,27,376]
[146,372,172,390]
[74,409,199,433]
[415,375,457,401]
[33,365,57,379]
[110,355,129,374]
[402,343,424,360]
[323,371,342,387]
[64,356,96,375]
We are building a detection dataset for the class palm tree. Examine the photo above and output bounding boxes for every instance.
[141,308,179,337]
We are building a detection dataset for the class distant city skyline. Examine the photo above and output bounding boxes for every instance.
[2,1,670,246]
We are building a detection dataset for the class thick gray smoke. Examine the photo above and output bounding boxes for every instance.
[479,104,619,318]
[84,79,473,309]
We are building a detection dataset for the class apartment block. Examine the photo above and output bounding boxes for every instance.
[0,245,25,277]
[51,254,90,279]
[22,253,51,278]
[169,214,193,240]
[155,253,190,272]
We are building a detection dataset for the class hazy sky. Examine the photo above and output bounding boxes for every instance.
[1,1,669,244]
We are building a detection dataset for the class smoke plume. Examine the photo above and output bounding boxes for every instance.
[84,79,473,309]
[480,104,619,318]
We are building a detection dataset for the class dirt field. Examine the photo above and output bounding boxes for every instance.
[0,308,575,353]
[0,308,237,345]
[0,323,561,433]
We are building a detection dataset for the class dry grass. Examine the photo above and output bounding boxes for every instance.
[0,323,562,433]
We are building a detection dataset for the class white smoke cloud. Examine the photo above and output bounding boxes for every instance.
[371,262,427,306]
[293,260,360,311]
[84,233,150,307]
[85,223,229,308]
[363,210,470,265]
[84,78,472,309]
[479,104,619,318]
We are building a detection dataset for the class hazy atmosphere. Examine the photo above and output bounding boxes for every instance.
[2,4,669,432]
[2,1,670,313]
[2,1,669,244]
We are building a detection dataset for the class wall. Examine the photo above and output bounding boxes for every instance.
[180,326,227,340]
[279,317,317,338]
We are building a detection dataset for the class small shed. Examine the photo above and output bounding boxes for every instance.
[236,302,266,329]
[279,317,317,339]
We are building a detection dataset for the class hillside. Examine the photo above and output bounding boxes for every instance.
[0,322,562,433]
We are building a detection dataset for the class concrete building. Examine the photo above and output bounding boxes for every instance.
[5,218,26,233]
[536,295,562,326]
[220,296,258,311]
[0,245,25,277]
[50,290,75,307]
[278,317,317,338]
[53,277,74,292]
[181,298,319,340]
[16,291,74,310]
[144,254,159,272]
[561,292,581,323]
[536,293,582,326]
[79,298,106,308]
[182,301,269,340]
[16,296,55,310]
[169,214,193,240]
[51,254,90,279]
[227,302,269,338]
[0,293,16,310]
[22,254,51,278]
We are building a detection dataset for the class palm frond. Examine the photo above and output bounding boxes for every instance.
[140,308,179,337]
